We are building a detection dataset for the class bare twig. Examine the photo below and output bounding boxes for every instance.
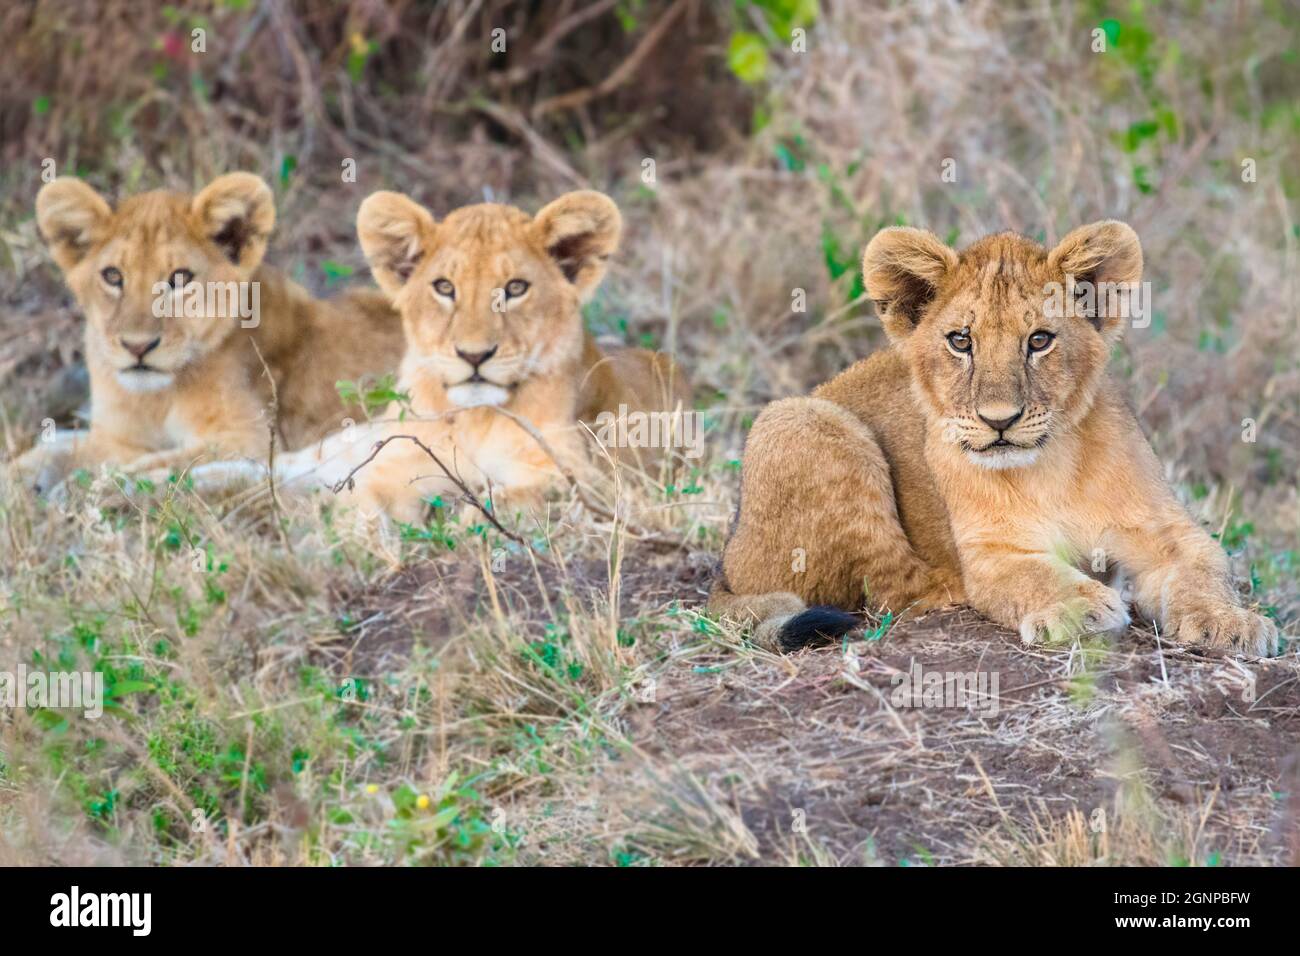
[483,405,690,552]
[491,0,624,91]
[488,0,622,90]
[531,0,689,119]
[470,99,588,188]
[331,434,526,546]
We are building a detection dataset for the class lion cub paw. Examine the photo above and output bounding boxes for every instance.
[912,568,966,611]
[1166,601,1279,659]
[1019,581,1130,646]
[12,445,71,496]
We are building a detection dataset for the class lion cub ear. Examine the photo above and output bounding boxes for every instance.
[357,191,438,298]
[862,227,959,342]
[191,173,276,271]
[532,191,621,301]
[36,178,113,272]
[1047,220,1143,336]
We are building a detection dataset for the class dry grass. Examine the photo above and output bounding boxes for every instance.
[1,1,1298,865]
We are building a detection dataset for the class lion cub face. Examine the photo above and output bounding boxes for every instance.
[863,222,1143,469]
[357,190,621,409]
[36,174,274,393]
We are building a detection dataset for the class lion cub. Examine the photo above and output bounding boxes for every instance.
[712,221,1279,659]
[184,188,690,524]
[12,173,405,490]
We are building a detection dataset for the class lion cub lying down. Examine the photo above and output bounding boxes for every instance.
[712,221,1279,658]
[182,188,689,524]
[11,173,404,491]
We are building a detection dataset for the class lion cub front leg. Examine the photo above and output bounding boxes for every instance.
[960,543,1130,646]
[11,429,90,493]
[35,428,160,505]
[1114,519,1279,658]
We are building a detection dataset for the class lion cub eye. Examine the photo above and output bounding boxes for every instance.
[169,269,195,289]
[101,267,123,288]
[947,330,972,353]
[1028,330,1055,353]
[504,279,530,298]
[432,278,455,299]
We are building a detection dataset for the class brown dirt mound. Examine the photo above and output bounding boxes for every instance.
[634,608,1300,864]
[332,542,1299,865]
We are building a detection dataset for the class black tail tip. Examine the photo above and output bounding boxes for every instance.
[778,606,861,653]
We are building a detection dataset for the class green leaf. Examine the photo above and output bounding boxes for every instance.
[392,784,418,813]
[427,806,459,830]
[109,680,155,697]
[728,32,769,84]
[33,709,69,733]
[1121,120,1160,153]
[335,379,360,404]
[1133,163,1153,194]
[321,260,355,285]
[774,142,803,172]
[346,39,377,83]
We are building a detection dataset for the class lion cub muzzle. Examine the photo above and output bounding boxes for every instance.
[445,343,514,407]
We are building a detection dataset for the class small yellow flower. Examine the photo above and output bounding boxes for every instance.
[349,31,368,56]
[416,794,431,810]
[366,784,379,795]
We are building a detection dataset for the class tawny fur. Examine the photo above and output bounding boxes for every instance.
[184,189,690,525]
[12,174,405,489]
[712,222,1279,658]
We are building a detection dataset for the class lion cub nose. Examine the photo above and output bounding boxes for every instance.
[977,405,1024,432]
[455,346,498,368]
[121,336,162,360]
